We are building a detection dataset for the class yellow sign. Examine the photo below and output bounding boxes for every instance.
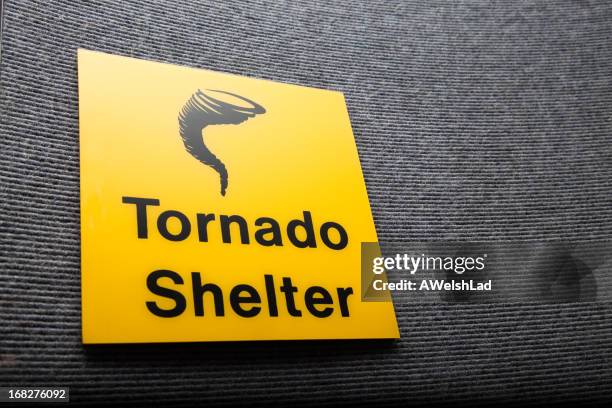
[78,49,399,343]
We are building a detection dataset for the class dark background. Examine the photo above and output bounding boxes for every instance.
[1,0,611,406]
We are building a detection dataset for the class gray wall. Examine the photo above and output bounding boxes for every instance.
[1,0,611,406]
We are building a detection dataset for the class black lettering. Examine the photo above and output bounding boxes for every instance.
[122,196,160,238]
[264,274,278,317]
[191,272,224,316]
[336,287,353,317]
[287,211,316,248]
[254,217,283,246]
[157,210,191,241]
[320,221,348,250]
[146,269,186,318]
[220,215,250,244]
[279,277,302,316]
[230,284,261,317]
[305,286,333,317]
[196,213,216,242]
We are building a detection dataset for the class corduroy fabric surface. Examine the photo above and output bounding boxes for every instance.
[1,0,611,406]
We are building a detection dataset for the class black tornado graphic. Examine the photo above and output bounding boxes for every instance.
[178,89,266,196]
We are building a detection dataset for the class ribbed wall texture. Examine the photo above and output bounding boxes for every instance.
[1,0,611,406]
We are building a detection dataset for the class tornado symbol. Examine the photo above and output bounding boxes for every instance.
[178,89,265,196]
